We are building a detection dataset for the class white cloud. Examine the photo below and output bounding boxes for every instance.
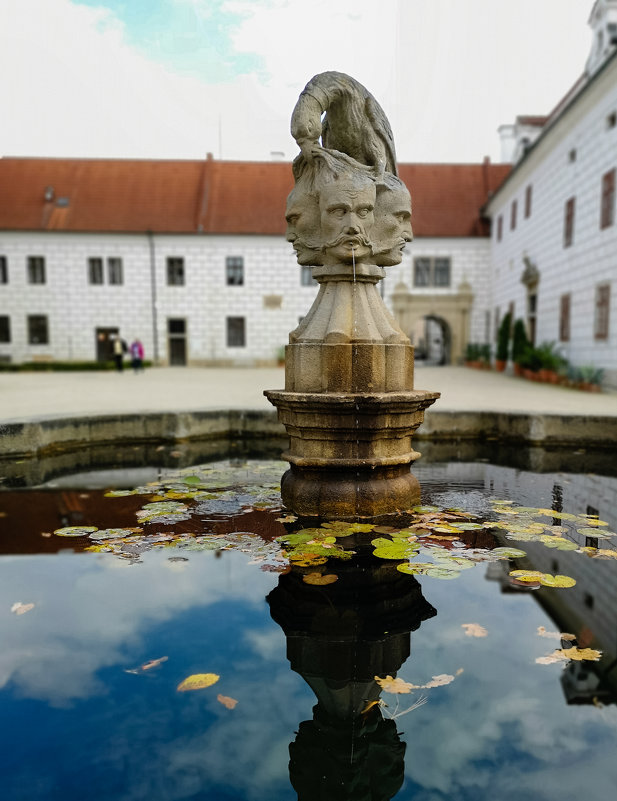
[0,0,594,162]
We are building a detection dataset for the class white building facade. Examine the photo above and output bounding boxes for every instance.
[486,1,617,387]
[0,160,505,368]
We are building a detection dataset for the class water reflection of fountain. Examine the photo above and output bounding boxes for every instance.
[267,554,436,800]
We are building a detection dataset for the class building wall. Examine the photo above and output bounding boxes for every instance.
[385,237,492,347]
[0,230,493,366]
[487,56,617,386]
[0,231,320,365]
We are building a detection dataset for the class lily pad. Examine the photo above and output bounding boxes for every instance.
[54,526,98,537]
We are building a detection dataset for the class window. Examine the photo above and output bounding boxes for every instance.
[563,197,575,247]
[167,257,185,286]
[27,315,49,344]
[510,200,517,231]
[0,316,10,343]
[107,257,123,285]
[413,257,451,288]
[524,185,532,218]
[434,258,451,287]
[226,316,245,347]
[300,265,317,286]
[568,148,577,163]
[0,256,7,283]
[496,215,503,242]
[559,293,571,342]
[594,283,610,340]
[225,256,244,286]
[27,256,45,284]
[607,111,617,129]
[600,169,615,229]
[88,257,104,285]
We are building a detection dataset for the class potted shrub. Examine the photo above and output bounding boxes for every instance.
[495,312,511,372]
[535,341,561,383]
[479,344,491,369]
[511,319,529,377]
[578,365,604,392]
[519,344,542,380]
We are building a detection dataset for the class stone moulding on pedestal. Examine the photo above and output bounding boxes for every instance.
[265,71,440,519]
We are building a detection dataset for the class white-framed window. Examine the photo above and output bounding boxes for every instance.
[413,257,451,288]
[0,315,10,343]
[225,256,244,286]
[27,314,49,344]
[0,256,7,284]
[27,256,45,284]
[88,257,104,285]
[167,257,185,286]
[226,316,246,347]
[108,257,123,285]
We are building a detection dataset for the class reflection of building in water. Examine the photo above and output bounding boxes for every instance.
[480,463,617,706]
[267,557,436,801]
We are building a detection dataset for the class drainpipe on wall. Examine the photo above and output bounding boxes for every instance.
[147,230,159,364]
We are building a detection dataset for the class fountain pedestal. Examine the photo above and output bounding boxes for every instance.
[265,263,439,519]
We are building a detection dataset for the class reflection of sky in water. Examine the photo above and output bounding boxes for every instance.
[2,469,617,800]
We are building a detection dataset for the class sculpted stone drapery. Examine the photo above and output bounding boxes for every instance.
[286,71,412,269]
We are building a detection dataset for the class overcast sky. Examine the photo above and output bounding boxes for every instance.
[0,0,593,164]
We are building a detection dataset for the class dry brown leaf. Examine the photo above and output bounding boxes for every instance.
[125,656,168,674]
[11,602,35,616]
[374,675,415,694]
[537,626,576,641]
[420,674,456,689]
[217,694,238,709]
[536,647,602,664]
[462,623,488,638]
[360,699,385,715]
[177,673,220,692]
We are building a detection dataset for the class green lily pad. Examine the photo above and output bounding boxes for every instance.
[54,526,98,537]
[491,547,527,559]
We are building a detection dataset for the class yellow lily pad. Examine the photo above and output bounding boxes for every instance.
[177,673,220,692]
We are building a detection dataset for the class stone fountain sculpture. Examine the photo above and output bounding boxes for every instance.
[265,72,440,518]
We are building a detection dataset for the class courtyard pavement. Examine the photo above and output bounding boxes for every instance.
[0,365,615,425]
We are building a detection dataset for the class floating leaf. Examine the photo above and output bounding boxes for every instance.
[536,647,602,664]
[537,626,576,641]
[509,570,544,581]
[577,528,615,539]
[90,528,142,540]
[396,562,436,575]
[424,566,462,580]
[462,623,488,637]
[420,674,456,689]
[182,475,203,485]
[373,540,420,560]
[276,514,298,523]
[375,675,414,694]
[217,694,238,709]
[540,574,576,588]
[456,522,484,530]
[539,536,578,551]
[177,673,220,692]
[302,572,338,585]
[536,509,579,521]
[491,547,527,559]
[11,602,35,615]
[54,526,98,537]
[125,656,168,674]
[578,517,608,527]
[104,489,137,497]
[412,506,440,514]
[289,557,328,567]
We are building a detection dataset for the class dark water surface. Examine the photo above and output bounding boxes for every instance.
[1,453,617,801]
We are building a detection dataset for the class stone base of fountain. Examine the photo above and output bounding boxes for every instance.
[264,386,439,518]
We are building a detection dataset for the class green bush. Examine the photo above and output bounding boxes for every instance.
[511,319,529,364]
[496,312,512,362]
[0,360,152,372]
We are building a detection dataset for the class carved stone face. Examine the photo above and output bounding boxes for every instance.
[318,178,375,265]
[372,183,413,266]
[285,188,323,266]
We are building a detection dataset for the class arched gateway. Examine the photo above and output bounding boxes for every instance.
[391,279,474,365]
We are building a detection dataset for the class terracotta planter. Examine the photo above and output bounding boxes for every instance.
[495,360,506,372]
[513,363,523,377]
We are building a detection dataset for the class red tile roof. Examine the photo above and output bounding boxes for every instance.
[0,157,510,238]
